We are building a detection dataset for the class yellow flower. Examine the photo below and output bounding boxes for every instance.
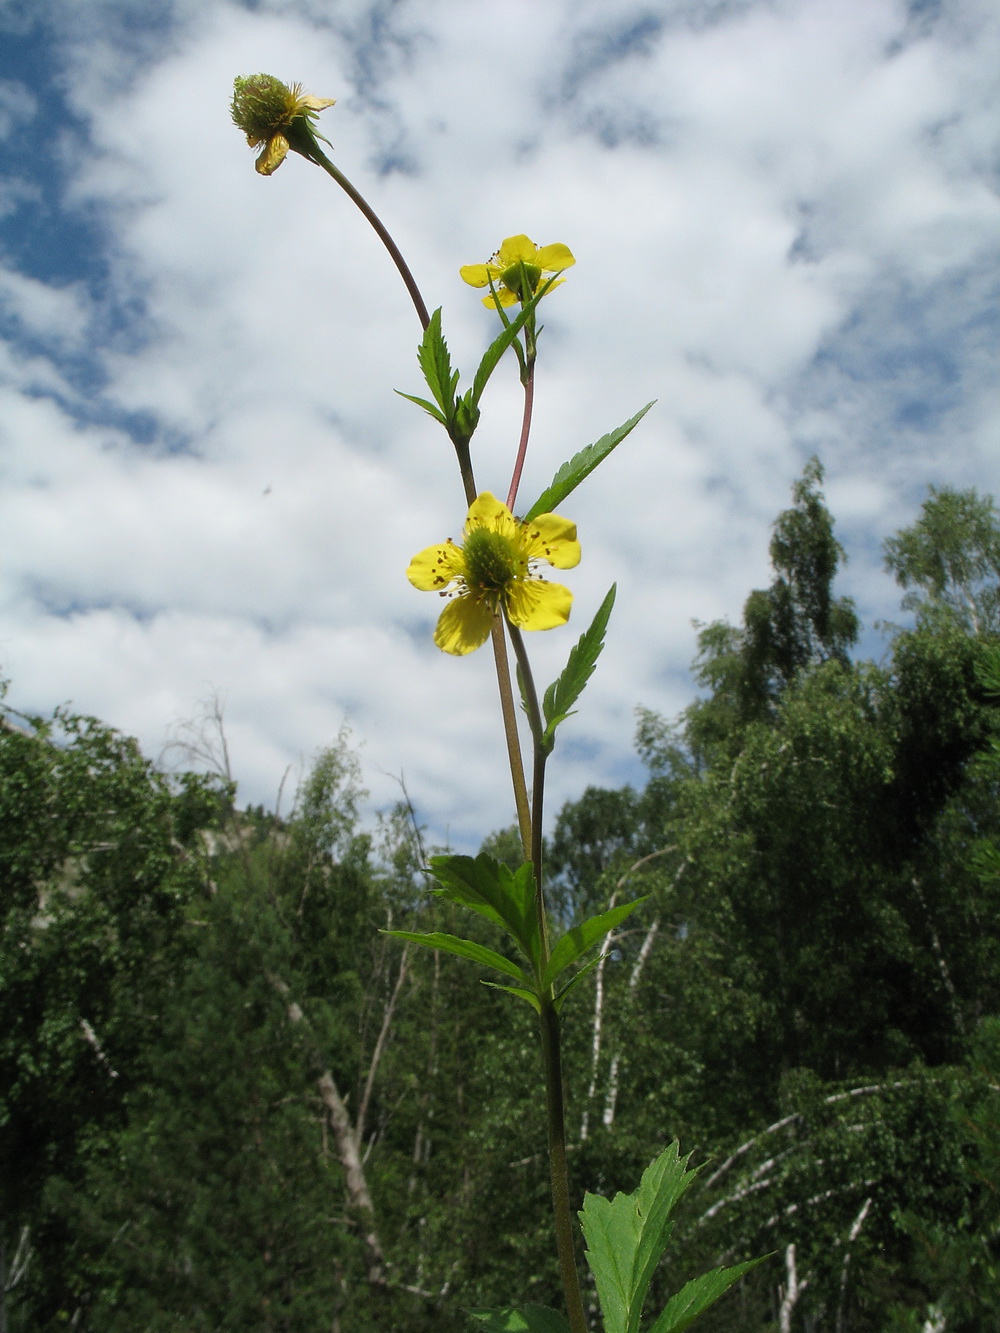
[231,74,335,176]
[407,493,581,655]
[460,235,575,309]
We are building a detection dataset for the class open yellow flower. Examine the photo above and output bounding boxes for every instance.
[460,235,575,309]
[407,493,581,655]
[231,74,335,175]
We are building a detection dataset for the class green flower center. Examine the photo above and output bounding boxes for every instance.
[231,75,292,139]
[464,528,519,592]
[500,262,542,301]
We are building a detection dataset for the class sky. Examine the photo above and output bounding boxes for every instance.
[0,0,997,849]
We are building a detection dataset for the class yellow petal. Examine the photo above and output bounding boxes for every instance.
[465,493,516,536]
[460,263,492,288]
[434,595,494,655]
[520,513,580,569]
[469,495,512,525]
[481,288,519,308]
[535,243,575,272]
[407,540,465,591]
[255,133,289,175]
[505,579,573,631]
[496,235,537,265]
[300,94,336,111]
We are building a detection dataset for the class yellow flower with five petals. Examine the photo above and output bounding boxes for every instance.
[460,235,575,309]
[231,74,336,176]
[407,493,581,655]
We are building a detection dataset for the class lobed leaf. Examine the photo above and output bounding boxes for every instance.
[647,1259,764,1333]
[383,930,527,985]
[467,1305,571,1333]
[542,896,646,992]
[394,389,449,427]
[426,854,542,971]
[522,403,654,522]
[552,952,604,1012]
[541,586,617,754]
[469,284,548,410]
[580,1143,700,1333]
[416,308,458,417]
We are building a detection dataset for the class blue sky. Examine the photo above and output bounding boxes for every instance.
[0,0,997,846]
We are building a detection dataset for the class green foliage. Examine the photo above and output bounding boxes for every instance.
[685,458,859,757]
[884,484,1000,634]
[580,1144,759,1333]
[523,404,654,523]
[390,852,645,1013]
[8,463,1000,1330]
[539,586,617,755]
[468,1305,572,1332]
[398,293,550,449]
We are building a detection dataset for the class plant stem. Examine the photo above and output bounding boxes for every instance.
[310,148,431,331]
[540,998,589,1333]
[507,626,585,1330]
[506,362,535,513]
[505,624,548,946]
[491,619,532,859]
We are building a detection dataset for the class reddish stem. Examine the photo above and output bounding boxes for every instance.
[506,363,535,513]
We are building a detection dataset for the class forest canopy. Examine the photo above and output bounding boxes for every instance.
[2,466,999,1331]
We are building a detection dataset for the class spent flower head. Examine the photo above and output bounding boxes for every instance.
[231,74,335,175]
[407,493,580,656]
[460,234,575,309]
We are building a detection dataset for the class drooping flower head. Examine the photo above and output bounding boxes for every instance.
[407,493,581,655]
[231,74,335,176]
[460,235,575,310]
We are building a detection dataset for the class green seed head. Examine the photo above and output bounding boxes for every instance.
[231,74,292,141]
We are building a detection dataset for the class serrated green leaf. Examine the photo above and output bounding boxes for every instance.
[394,389,449,427]
[553,952,604,1013]
[541,586,616,754]
[647,1258,765,1333]
[481,981,542,1013]
[426,854,542,971]
[542,897,646,992]
[416,308,458,418]
[522,403,654,522]
[383,930,527,984]
[469,288,546,409]
[467,1305,571,1333]
[580,1143,700,1333]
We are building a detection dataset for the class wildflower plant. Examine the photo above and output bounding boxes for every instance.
[231,75,763,1333]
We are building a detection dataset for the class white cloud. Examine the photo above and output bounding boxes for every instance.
[0,0,998,846]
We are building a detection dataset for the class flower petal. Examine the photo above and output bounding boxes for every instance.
[434,595,494,655]
[496,235,537,265]
[256,133,290,175]
[520,513,580,569]
[407,541,465,591]
[505,579,573,631]
[534,243,575,272]
[460,263,493,288]
[481,288,519,308]
[465,493,517,538]
[299,94,336,111]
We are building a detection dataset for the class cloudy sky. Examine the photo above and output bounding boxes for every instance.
[0,0,997,848]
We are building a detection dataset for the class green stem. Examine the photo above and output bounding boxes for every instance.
[507,625,585,1330]
[310,148,431,331]
[505,624,547,947]
[491,619,532,860]
[540,998,589,1333]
